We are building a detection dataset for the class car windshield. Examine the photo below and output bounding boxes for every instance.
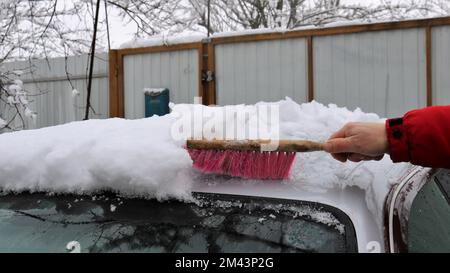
[0,192,357,253]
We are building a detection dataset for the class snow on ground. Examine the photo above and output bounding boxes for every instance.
[0,98,410,226]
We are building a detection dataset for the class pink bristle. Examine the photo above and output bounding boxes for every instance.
[253,152,262,179]
[213,151,226,172]
[277,152,287,178]
[228,151,241,175]
[230,151,242,176]
[213,150,228,173]
[217,151,231,175]
[262,152,271,179]
[205,150,222,172]
[251,152,260,178]
[226,151,237,174]
[241,151,253,178]
[239,152,251,178]
[191,150,206,169]
[187,149,197,160]
[255,152,263,178]
[275,152,286,178]
[269,152,279,180]
[257,152,265,179]
[216,151,235,175]
[240,152,249,177]
[201,150,217,172]
[186,147,297,180]
[191,150,202,169]
[197,151,207,170]
[272,151,288,179]
[281,152,296,179]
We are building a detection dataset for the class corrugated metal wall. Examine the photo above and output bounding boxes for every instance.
[1,53,109,129]
[215,38,308,105]
[123,49,199,119]
[432,25,450,105]
[313,28,427,118]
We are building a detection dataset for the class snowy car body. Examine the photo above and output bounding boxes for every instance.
[0,166,448,253]
[0,99,426,253]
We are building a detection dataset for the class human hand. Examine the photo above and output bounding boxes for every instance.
[323,122,389,163]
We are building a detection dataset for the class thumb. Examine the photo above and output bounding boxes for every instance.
[323,138,355,154]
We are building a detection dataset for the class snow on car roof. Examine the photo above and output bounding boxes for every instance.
[0,98,411,247]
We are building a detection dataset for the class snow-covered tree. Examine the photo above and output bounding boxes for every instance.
[2,0,449,59]
[0,0,96,60]
[109,0,450,35]
[0,0,98,131]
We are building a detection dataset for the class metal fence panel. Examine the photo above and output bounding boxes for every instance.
[215,38,308,105]
[314,28,427,118]
[432,25,450,106]
[123,49,199,119]
[1,53,109,130]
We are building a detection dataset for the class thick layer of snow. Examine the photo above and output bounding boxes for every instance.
[0,115,194,200]
[0,98,410,228]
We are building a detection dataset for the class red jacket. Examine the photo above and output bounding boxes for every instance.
[386,105,450,169]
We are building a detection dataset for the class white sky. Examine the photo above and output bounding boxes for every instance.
[102,8,136,49]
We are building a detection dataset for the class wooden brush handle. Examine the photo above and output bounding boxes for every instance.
[186,139,324,152]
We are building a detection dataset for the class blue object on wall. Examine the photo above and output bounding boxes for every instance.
[144,88,170,117]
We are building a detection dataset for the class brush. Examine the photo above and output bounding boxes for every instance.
[186,139,324,180]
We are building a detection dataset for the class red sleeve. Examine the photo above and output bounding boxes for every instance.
[386,105,450,169]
